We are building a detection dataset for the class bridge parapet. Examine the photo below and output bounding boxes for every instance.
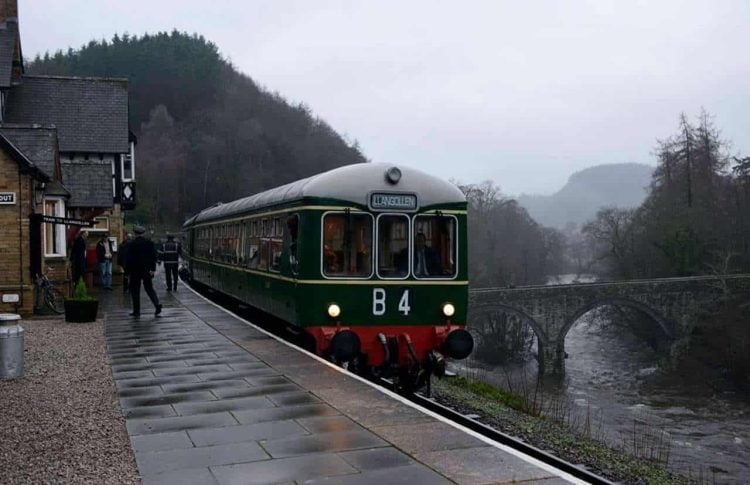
[469,275,750,374]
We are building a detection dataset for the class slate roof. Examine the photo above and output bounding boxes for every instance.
[0,125,58,179]
[61,161,112,208]
[0,130,49,182]
[5,75,129,153]
[0,20,19,88]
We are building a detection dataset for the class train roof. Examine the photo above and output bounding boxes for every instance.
[185,163,466,226]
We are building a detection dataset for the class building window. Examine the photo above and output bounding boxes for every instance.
[122,142,135,182]
[43,198,66,257]
[87,216,110,233]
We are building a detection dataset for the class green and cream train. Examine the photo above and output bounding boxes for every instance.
[182,163,473,387]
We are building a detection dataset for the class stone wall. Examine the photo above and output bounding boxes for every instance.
[0,147,36,315]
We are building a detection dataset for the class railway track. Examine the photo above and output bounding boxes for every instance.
[188,278,612,485]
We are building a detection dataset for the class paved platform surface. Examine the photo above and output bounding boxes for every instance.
[103,278,572,484]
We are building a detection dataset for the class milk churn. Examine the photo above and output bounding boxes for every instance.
[0,313,24,379]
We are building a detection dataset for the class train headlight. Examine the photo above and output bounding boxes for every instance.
[327,303,342,319]
[442,303,455,318]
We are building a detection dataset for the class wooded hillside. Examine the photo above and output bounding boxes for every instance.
[28,31,367,228]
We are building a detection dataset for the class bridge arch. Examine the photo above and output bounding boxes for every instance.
[469,302,549,347]
[559,297,676,344]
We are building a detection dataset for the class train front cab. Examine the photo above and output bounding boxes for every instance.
[301,204,473,385]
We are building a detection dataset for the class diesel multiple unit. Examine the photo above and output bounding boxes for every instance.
[182,163,473,389]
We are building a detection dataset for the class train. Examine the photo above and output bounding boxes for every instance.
[181,163,473,390]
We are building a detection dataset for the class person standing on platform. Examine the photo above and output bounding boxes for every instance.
[118,233,133,293]
[70,230,87,288]
[125,225,162,318]
[96,234,114,290]
[159,233,182,291]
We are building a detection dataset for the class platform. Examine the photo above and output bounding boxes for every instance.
[102,277,576,484]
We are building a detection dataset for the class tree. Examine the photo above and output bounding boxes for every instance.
[29,31,367,230]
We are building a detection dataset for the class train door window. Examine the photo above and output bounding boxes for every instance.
[413,215,457,279]
[377,214,410,279]
[286,214,299,275]
[322,212,373,278]
[270,217,283,272]
[247,219,260,269]
[239,221,247,265]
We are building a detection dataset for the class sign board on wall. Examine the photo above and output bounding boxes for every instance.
[0,192,16,204]
[2,294,20,303]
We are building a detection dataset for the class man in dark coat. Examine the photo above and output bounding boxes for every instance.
[70,230,87,287]
[158,233,182,291]
[125,226,162,317]
[117,233,133,293]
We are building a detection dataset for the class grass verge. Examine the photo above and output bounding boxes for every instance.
[433,376,694,485]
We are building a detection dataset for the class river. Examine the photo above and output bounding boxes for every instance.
[463,275,750,482]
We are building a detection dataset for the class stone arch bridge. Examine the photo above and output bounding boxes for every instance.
[469,275,750,374]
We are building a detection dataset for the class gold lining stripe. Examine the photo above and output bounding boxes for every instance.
[189,257,468,286]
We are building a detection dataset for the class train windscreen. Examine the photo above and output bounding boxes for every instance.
[377,214,410,278]
[323,213,373,277]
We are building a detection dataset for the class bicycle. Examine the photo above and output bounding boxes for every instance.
[35,267,65,314]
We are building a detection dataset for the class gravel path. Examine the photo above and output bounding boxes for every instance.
[0,318,139,484]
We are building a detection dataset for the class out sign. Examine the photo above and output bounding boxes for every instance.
[0,192,16,204]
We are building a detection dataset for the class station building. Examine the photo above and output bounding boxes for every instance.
[0,0,136,315]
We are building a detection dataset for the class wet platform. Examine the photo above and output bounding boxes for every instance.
[102,278,576,484]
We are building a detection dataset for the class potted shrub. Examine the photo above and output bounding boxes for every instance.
[64,280,99,322]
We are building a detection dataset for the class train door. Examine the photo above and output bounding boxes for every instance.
[285,213,300,277]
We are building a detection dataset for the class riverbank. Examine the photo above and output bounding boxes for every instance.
[432,376,695,485]
[0,318,139,484]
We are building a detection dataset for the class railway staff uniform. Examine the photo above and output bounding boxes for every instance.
[126,226,162,318]
[159,234,182,291]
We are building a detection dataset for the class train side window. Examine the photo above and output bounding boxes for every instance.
[377,214,410,279]
[322,212,373,278]
[413,215,457,279]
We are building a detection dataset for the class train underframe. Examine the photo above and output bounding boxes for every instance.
[306,324,474,392]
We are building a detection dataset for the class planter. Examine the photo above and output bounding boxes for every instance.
[64,299,99,323]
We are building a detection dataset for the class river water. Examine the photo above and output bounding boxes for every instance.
[464,275,750,482]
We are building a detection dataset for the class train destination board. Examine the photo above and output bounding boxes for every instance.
[369,192,418,211]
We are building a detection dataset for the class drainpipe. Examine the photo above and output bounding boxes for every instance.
[18,172,24,310]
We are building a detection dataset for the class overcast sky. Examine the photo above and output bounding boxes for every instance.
[20,1,750,195]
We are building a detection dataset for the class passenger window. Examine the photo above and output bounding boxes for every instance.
[322,213,373,277]
[377,215,410,278]
[413,215,457,278]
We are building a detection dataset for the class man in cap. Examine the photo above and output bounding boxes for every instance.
[158,233,182,291]
[125,225,162,317]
